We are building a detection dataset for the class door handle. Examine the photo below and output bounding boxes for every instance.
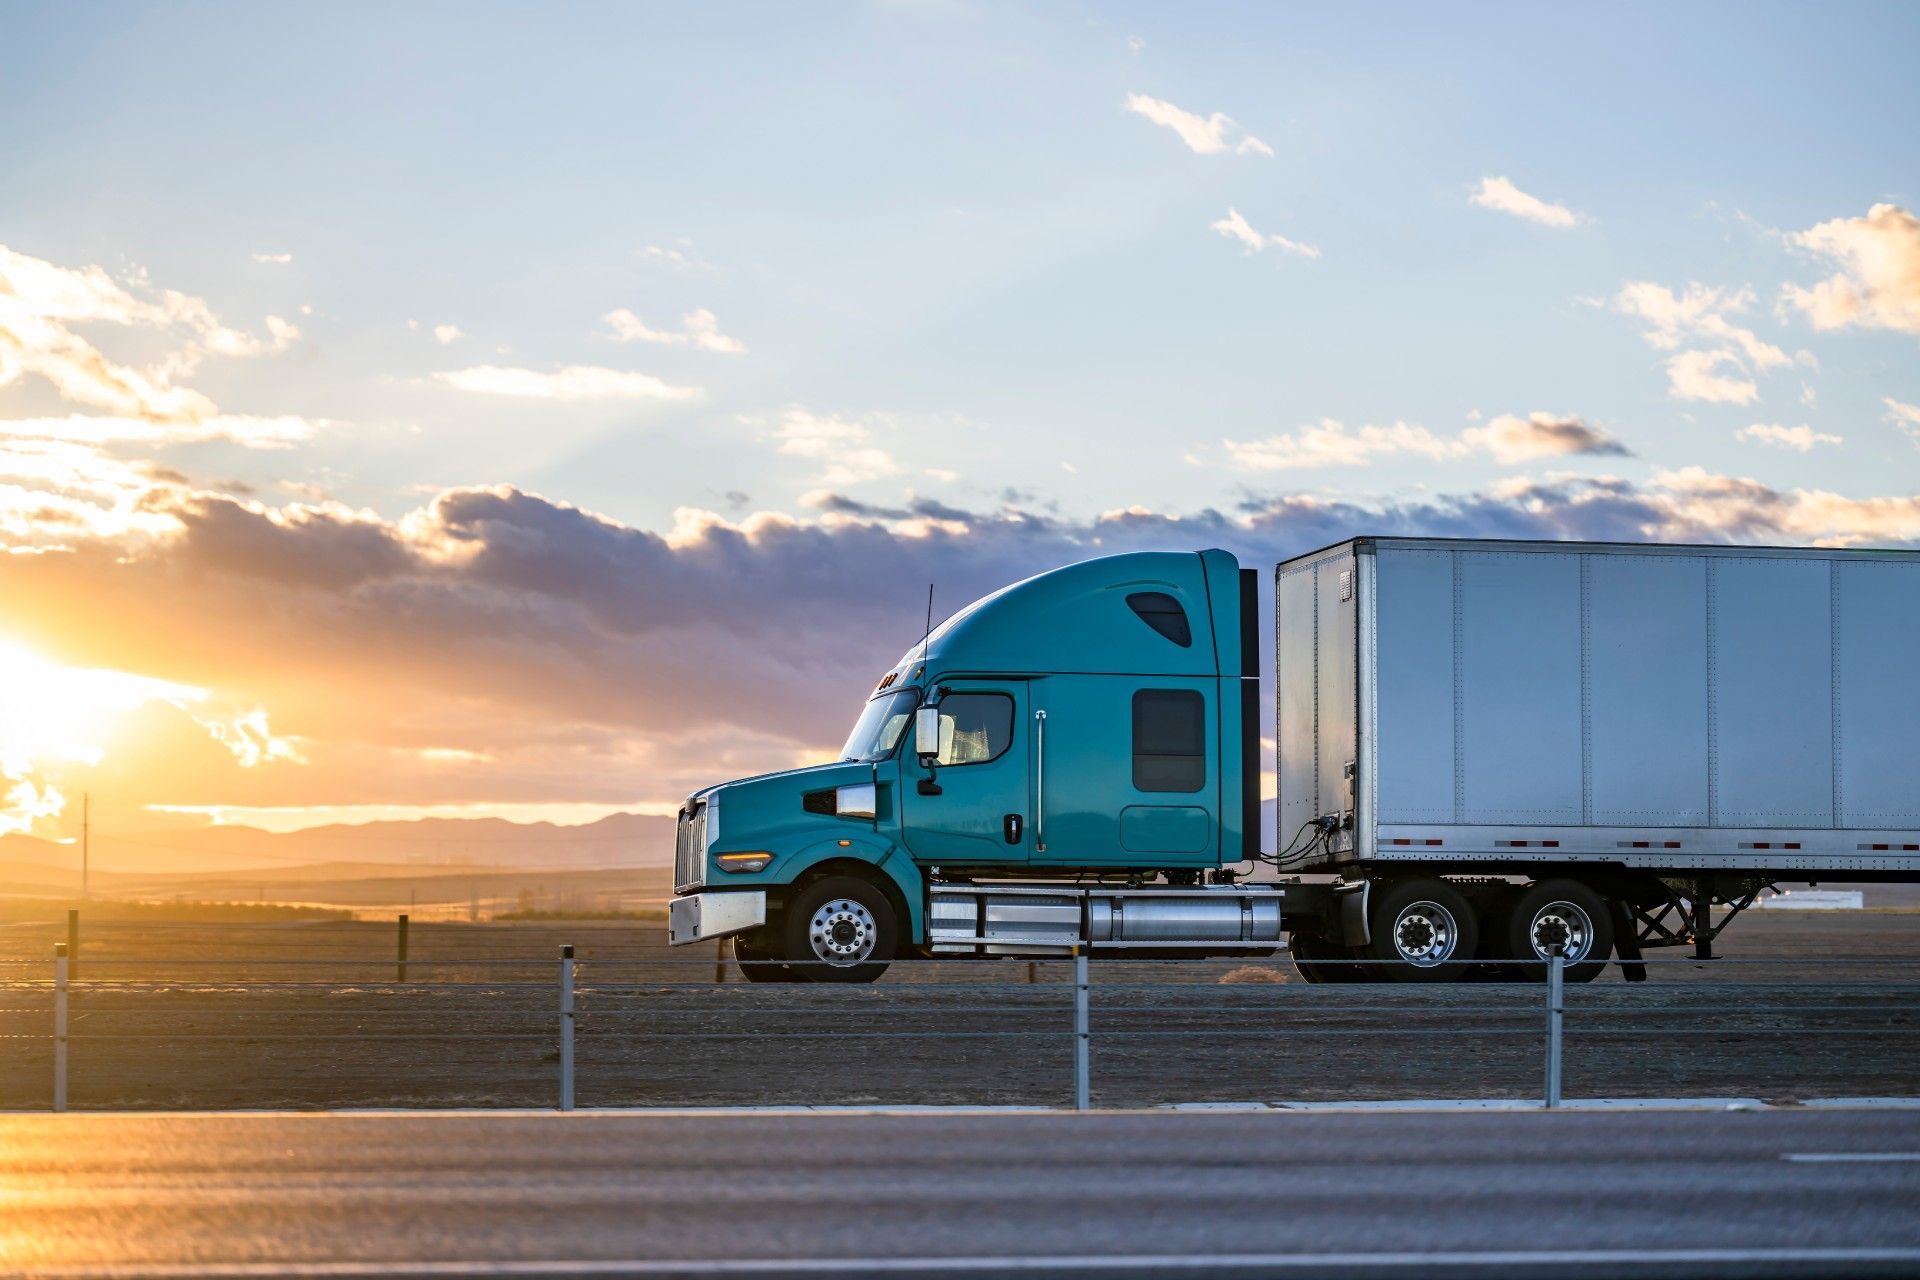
[1003,814,1022,845]
[1033,710,1046,852]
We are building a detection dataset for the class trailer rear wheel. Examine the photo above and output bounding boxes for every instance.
[1367,879,1478,982]
[783,875,897,983]
[1508,880,1613,983]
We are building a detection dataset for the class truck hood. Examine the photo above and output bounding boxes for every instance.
[688,759,873,810]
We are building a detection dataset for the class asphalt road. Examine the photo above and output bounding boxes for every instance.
[3,1110,1920,1279]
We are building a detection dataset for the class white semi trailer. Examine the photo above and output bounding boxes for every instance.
[1276,537,1920,982]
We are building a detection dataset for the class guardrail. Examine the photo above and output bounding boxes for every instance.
[3,917,1920,1113]
[3,936,1920,1113]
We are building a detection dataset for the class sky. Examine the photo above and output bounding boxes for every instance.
[0,1,1917,849]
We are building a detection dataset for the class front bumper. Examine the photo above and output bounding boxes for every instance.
[667,890,768,946]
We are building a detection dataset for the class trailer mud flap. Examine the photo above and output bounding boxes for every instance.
[1610,898,1647,982]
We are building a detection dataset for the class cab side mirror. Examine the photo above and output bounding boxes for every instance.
[914,705,943,796]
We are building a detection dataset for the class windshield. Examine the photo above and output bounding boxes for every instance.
[840,688,919,762]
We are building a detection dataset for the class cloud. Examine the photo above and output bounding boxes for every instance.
[769,408,900,485]
[603,307,745,354]
[432,324,464,345]
[1210,209,1320,259]
[2,463,1915,836]
[1127,35,1145,54]
[433,365,700,401]
[1,413,322,449]
[1737,423,1843,451]
[1460,412,1630,463]
[251,252,293,265]
[0,244,298,424]
[1666,349,1758,405]
[1469,176,1586,228]
[1223,413,1626,470]
[1781,203,1920,335]
[1612,281,1795,404]
[1124,93,1273,157]
[1886,396,1920,446]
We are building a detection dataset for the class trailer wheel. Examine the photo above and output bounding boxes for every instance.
[1507,880,1614,983]
[782,875,897,983]
[1367,879,1478,982]
[733,934,796,983]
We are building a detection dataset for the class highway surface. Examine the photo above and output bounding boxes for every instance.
[3,1109,1919,1278]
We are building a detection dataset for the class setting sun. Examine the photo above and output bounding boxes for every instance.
[0,639,241,835]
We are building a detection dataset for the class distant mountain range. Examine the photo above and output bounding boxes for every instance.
[0,811,676,882]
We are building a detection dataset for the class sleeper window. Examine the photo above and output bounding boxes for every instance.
[1133,689,1206,792]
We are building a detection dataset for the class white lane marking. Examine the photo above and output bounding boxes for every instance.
[1784,1151,1920,1163]
[24,1247,1920,1276]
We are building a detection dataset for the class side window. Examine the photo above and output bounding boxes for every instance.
[934,692,1014,766]
[1126,592,1192,647]
[1133,689,1206,792]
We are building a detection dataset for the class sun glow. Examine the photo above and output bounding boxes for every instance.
[0,639,298,836]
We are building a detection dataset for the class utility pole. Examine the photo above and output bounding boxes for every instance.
[81,792,89,902]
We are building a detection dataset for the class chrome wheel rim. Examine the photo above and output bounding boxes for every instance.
[1391,901,1459,966]
[808,898,877,965]
[1526,901,1594,963]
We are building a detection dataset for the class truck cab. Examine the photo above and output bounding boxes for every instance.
[668,549,1265,980]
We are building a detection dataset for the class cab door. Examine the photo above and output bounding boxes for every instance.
[1028,674,1219,867]
[901,681,1031,866]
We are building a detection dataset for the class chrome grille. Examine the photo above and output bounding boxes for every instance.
[674,801,707,893]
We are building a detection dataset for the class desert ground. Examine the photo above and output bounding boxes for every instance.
[3,881,1917,1110]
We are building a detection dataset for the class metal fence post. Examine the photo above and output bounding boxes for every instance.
[1072,947,1090,1111]
[558,944,575,1111]
[396,913,410,984]
[714,939,727,984]
[1544,946,1565,1110]
[53,943,68,1113]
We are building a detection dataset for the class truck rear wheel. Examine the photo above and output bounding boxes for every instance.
[1508,880,1613,983]
[782,875,897,983]
[1287,932,1365,984]
[1367,879,1478,982]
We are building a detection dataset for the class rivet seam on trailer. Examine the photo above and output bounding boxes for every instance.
[1579,555,1593,827]
[1450,550,1465,825]
[1830,560,1844,829]
[1705,558,1718,828]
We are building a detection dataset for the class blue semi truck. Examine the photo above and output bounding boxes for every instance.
[668,537,1920,983]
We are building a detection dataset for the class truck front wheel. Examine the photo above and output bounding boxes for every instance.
[733,934,795,983]
[782,875,897,983]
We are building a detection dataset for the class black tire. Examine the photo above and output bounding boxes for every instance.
[1367,878,1479,982]
[782,875,898,984]
[1287,931,1354,984]
[1507,879,1614,983]
[733,933,796,983]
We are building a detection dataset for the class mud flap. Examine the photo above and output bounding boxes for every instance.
[1610,898,1647,983]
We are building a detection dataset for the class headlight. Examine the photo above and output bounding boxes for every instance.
[715,850,772,874]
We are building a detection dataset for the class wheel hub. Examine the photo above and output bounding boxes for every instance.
[808,898,877,965]
[1528,901,1593,962]
[1391,901,1458,966]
